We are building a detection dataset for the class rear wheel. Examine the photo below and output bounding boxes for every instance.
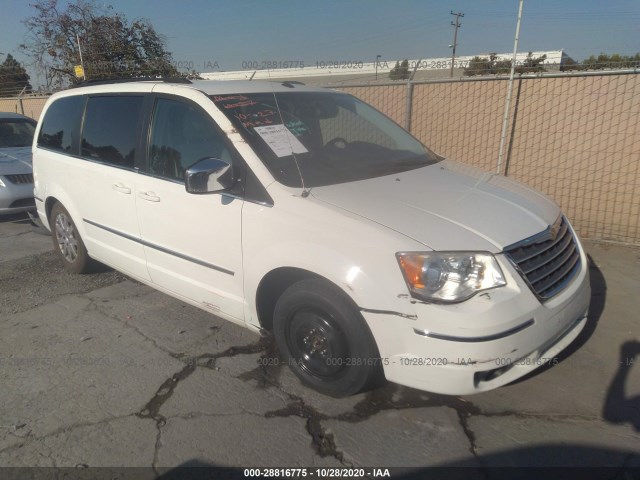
[50,203,92,274]
[273,278,382,397]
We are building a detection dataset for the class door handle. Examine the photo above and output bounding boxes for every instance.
[138,191,161,202]
[112,183,131,194]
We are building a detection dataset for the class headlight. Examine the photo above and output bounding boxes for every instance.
[396,252,506,303]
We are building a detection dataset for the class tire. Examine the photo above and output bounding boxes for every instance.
[49,203,92,274]
[273,278,383,397]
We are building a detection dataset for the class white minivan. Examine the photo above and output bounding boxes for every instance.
[32,79,590,397]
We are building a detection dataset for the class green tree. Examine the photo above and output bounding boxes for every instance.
[464,52,546,76]
[20,0,179,87]
[580,53,640,70]
[465,55,490,76]
[516,52,547,74]
[389,61,400,80]
[399,59,410,79]
[0,54,33,96]
[389,59,410,80]
[464,53,510,76]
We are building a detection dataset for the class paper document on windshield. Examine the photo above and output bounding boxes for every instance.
[254,124,308,157]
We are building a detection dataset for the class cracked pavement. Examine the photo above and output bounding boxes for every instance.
[0,213,639,477]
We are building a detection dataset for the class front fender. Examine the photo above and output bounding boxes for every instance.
[240,198,422,328]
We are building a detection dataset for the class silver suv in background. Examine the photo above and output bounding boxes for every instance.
[0,112,37,215]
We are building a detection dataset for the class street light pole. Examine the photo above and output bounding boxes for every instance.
[375,54,381,80]
[449,11,464,78]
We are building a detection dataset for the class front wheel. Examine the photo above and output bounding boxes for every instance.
[49,203,92,274]
[273,278,383,397]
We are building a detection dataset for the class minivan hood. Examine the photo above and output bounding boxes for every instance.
[0,147,33,175]
[310,160,560,252]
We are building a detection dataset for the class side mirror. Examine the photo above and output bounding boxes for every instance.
[185,157,234,194]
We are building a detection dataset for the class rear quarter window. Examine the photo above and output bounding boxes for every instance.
[38,96,84,153]
[81,96,144,168]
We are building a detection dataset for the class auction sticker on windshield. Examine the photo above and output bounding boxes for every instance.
[254,124,308,157]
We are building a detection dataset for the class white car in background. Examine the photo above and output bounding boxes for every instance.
[32,79,591,397]
[0,112,37,215]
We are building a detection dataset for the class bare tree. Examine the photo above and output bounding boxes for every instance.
[20,0,179,88]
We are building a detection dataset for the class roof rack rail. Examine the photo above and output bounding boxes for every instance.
[281,81,305,88]
[71,77,192,88]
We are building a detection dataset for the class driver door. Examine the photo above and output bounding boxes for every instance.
[135,94,245,321]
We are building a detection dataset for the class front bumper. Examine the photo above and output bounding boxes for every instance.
[363,238,591,396]
[0,180,35,214]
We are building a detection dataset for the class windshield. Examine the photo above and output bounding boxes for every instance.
[211,91,441,188]
[0,119,36,148]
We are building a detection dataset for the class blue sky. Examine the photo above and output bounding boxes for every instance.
[1,0,639,85]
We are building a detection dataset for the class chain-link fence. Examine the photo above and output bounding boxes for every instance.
[0,94,49,120]
[1,71,638,244]
[333,71,640,245]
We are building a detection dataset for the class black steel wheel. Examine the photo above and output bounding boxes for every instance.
[273,278,382,397]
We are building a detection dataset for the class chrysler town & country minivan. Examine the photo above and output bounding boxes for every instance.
[32,79,591,397]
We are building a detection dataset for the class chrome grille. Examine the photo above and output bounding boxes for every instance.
[5,173,34,184]
[505,217,581,301]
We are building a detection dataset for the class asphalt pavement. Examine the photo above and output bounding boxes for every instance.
[0,213,638,479]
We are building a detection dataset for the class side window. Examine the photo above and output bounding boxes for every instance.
[148,98,233,182]
[38,96,84,153]
[81,96,144,168]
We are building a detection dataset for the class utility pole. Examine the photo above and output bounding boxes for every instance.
[375,54,381,80]
[449,11,464,78]
[496,0,524,175]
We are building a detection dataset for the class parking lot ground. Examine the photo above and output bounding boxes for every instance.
[0,213,639,478]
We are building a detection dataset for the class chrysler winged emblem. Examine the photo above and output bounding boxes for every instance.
[525,216,563,246]
[549,216,562,241]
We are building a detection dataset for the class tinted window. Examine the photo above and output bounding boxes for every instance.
[0,119,36,148]
[81,96,144,168]
[147,98,232,182]
[38,96,84,153]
